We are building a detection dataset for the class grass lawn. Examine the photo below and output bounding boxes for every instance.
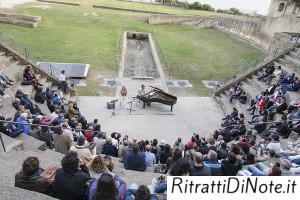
[0,2,263,96]
[54,0,214,15]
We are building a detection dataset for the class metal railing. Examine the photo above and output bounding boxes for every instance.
[1,115,299,152]
[218,56,266,85]
[115,31,124,72]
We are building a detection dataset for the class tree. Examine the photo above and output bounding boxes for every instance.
[202,4,215,12]
[189,2,202,10]
[229,7,241,15]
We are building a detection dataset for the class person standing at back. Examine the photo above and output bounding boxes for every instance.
[58,70,68,94]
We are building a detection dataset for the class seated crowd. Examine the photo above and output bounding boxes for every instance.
[0,62,299,200]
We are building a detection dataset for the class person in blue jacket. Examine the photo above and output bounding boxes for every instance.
[16,113,30,135]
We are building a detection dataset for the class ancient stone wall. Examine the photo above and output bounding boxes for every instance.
[0,12,41,28]
[209,16,269,49]
[148,14,204,25]
[148,14,300,52]
[268,32,300,58]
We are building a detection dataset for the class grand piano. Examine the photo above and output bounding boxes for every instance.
[136,86,177,111]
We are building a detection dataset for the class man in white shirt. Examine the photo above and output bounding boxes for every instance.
[138,84,146,96]
[59,70,68,94]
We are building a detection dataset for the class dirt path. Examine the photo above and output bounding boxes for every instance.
[0,0,36,8]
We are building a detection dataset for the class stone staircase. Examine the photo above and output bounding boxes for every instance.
[0,44,76,118]
[0,133,159,199]
[0,38,159,199]
[214,45,300,122]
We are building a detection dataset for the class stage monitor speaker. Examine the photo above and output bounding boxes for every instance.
[107,102,115,109]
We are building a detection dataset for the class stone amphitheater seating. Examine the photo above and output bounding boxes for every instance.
[0,37,300,199]
[0,132,159,198]
[215,46,300,120]
[0,43,79,198]
[0,42,161,199]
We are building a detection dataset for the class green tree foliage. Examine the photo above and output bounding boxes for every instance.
[163,0,215,12]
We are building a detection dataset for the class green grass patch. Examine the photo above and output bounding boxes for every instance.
[57,0,214,15]
[0,3,263,96]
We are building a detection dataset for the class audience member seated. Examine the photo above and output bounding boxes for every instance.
[166,148,182,173]
[118,138,129,163]
[94,132,106,155]
[281,77,300,95]
[23,65,42,86]
[203,150,221,176]
[189,152,211,176]
[15,157,51,194]
[124,185,158,200]
[53,151,90,200]
[16,113,30,135]
[0,115,23,138]
[229,85,243,103]
[70,136,94,166]
[145,144,156,167]
[155,158,190,193]
[88,172,127,200]
[88,155,109,174]
[221,152,242,176]
[103,138,118,157]
[39,126,54,149]
[257,64,275,82]
[34,87,46,104]
[159,144,172,165]
[53,127,72,154]
[124,144,146,172]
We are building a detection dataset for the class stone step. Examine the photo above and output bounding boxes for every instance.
[241,80,259,99]
[289,51,300,58]
[219,93,234,115]
[295,47,300,55]
[0,184,57,200]
[2,62,25,82]
[285,55,300,66]
[273,61,294,75]
[35,102,51,115]
[112,166,159,186]
[0,159,20,186]
[279,57,299,72]
[0,95,17,118]
[285,91,300,103]
[251,76,268,92]
[0,133,23,152]
[1,149,60,169]
[0,54,13,71]
[15,133,47,152]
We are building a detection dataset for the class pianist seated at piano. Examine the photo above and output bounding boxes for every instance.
[136,86,177,111]
[138,84,146,96]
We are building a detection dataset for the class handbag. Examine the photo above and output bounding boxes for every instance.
[88,142,96,151]
[40,166,59,183]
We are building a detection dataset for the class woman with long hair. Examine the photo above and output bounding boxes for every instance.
[88,172,127,200]
[92,173,117,200]
[120,85,127,107]
[89,155,109,174]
